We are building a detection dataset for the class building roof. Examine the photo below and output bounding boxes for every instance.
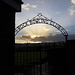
[14,0,23,4]
[1,0,23,12]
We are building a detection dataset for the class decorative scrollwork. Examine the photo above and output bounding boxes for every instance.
[15,13,68,37]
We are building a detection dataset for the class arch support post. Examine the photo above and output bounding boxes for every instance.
[65,35,68,45]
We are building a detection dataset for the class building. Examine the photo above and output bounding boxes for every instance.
[0,0,23,75]
[67,40,75,75]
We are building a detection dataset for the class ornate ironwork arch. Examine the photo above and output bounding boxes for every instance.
[15,13,68,42]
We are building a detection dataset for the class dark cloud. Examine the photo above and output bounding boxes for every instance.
[16,33,75,42]
[30,36,48,42]
[22,35,31,39]
[68,34,75,40]
[30,34,65,42]
[16,35,31,40]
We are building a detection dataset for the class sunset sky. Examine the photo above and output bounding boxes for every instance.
[15,0,75,43]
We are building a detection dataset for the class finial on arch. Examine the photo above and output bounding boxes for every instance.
[37,13,42,16]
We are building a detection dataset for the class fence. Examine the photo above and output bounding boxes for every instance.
[15,42,66,75]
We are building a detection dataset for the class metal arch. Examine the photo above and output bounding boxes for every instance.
[15,13,68,36]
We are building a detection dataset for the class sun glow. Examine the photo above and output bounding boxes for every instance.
[15,24,55,43]
[30,35,41,39]
[15,39,42,43]
[31,35,37,39]
[35,41,42,43]
[28,41,42,43]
